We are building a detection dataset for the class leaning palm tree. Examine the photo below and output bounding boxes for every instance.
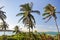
[16,2,40,39]
[42,4,60,40]
[0,6,7,35]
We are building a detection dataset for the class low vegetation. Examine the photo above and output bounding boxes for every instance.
[0,32,59,40]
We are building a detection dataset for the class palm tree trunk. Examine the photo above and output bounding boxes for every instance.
[54,18,59,40]
[29,26,30,40]
[17,34,19,40]
[32,28,33,32]
[28,18,31,40]
[4,30,5,35]
[1,18,6,35]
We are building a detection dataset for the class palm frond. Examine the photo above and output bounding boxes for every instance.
[24,11,29,18]
[44,4,55,12]
[43,15,51,19]
[30,23,35,29]
[20,3,31,11]
[53,14,57,19]
[45,16,52,23]
[0,11,6,19]
[18,16,25,23]
[29,14,36,24]
[2,13,6,19]
[20,4,26,11]
[29,2,33,9]
[20,8,25,11]
[31,10,40,14]
[23,18,27,24]
[0,11,6,13]
[44,5,51,12]
[16,13,24,16]
[55,12,60,14]
[0,6,4,9]
[42,13,49,16]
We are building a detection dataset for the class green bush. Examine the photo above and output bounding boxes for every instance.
[7,37,17,40]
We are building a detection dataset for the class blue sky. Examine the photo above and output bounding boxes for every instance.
[0,0,60,32]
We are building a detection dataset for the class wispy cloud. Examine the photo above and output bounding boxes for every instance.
[7,23,60,32]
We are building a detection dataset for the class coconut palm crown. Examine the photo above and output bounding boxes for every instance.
[16,2,40,30]
[0,6,6,21]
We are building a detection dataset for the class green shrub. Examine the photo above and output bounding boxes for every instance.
[7,37,17,40]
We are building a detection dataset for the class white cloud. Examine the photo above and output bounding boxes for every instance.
[7,23,60,32]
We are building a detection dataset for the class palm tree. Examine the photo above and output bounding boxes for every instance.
[13,26,20,40]
[42,4,60,40]
[13,25,20,34]
[0,6,7,35]
[16,2,40,39]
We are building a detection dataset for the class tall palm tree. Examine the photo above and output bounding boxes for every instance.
[42,4,60,40]
[0,6,7,35]
[16,2,40,39]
